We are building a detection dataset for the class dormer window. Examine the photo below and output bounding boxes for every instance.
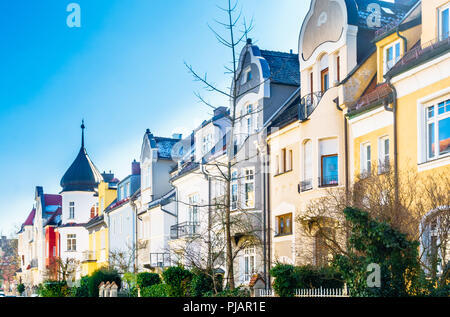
[439,4,449,41]
[384,40,401,74]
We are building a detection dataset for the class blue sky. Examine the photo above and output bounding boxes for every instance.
[0,0,310,235]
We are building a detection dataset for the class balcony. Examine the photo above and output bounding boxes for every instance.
[318,176,339,188]
[298,179,313,193]
[149,253,172,268]
[170,222,200,240]
[82,251,96,262]
[299,91,325,121]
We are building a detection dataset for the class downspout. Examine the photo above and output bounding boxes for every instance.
[384,78,399,208]
[262,144,267,289]
[266,143,271,289]
[334,97,349,198]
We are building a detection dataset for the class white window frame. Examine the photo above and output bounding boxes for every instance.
[243,246,256,282]
[67,234,76,252]
[246,104,253,137]
[243,168,255,209]
[231,170,238,211]
[438,3,450,41]
[378,136,390,174]
[425,98,450,161]
[241,67,252,84]
[188,194,199,224]
[383,39,402,74]
[69,202,75,219]
[360,142,372,176]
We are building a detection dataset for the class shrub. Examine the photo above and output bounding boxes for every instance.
[17,283,25,295]
[204,287,250,297]
[137,272,161,289]
[162,266,193,297]
[270,264,298,297]
[72,276,90,297]
[37,281,72,297]
[88,269,122,297]
[141,283,169,297]
[332,207,423,297]
[190,269,223,297]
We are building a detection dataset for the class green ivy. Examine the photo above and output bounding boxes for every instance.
[162,266,193,297]
[136,272,161,289]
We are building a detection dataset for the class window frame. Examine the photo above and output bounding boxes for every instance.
[243,246,256,282]
[360,142,372,177]
[243,168,255,209]
[378,136,390,174]
[276,213,293,237]
[67,234,76,252]
[383,39,402,75]
[426,98,450,161]
[69,202,75,220]
[231,170,239,211]
[438,3,450,41]
[320,154,339,187]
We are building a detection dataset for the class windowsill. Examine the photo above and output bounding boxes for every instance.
[418,154,450,172]
[318,183,339,188]
[274,169,293,177]
[274,233,293,238]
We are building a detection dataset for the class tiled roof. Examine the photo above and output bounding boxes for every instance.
[150,136,180,160]
[148,189,176,209]
[349,82,393,114]
[44,194,62,207]
[260,50,300,86]
[85,215,105,229]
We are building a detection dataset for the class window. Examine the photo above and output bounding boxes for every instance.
[321,155,338,186]
[287,149,293,172]
[310,71,314,95]
[189,194,199,224]
[302,140,313,190]
[384,40,401,74]
[242,68,252,84]
[53,246,56,257]
[69,202,75,219]
[276,213,293,236]
[336,55,340,82]
[378,136,390,174]
[100,198,104,213]
[361,143,372,176]
[275,155,280,175]
[426,99,450,160]
[244,247,256,282]
[246,104,253,136]
[439,4,450,40]
[231,171,238,210]
[120,185,125,200]
[90,206,96,219]
[202,134,212,155]
[147,167,151,189]
[67,234,76,252]
[244,169,255,208]
[321,68,329,92]
[281,148,286,173]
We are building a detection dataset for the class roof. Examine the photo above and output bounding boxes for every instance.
[60,122,103,192]
[85,215,105,229]
[145,131,181,160]
[170,160,200,182]
[148,189,176,209]
[266,88,301,133]
[44,207,62,227]
[44,194,62,207]
[23,208,36,226]
[260,50,300,86]
[348,81,393,116]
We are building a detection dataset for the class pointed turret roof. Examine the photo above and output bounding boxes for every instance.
[60,121,103,192]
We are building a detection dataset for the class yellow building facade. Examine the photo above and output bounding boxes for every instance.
[82,175,118,276]
[348,0,450,275]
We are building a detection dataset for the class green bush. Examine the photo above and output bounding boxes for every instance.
[88,269,122,297]
[204,287,250,297]
[190,269,223,297]
[17,283,25,295]
[137,272,161,289]
[141,283,169,297]
[332,207,424,297]
[270,264,298,297]
[37,281,72,297]
[270,264,344,297]
[162,266,193,297]
[72,276,90,297]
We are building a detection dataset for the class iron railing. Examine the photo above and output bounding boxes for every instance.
[149,253,172,268]
[298,179,313,193]
[319,176,339,188]
[170,221,200,239]
[299,91,325,120]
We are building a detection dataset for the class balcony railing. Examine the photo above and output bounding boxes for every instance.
[170,222,200,240]
[82,251,95,262]
[149,253,172,268]
[319,176,339,188]
[298,179,313,193]
[299,91,324,121]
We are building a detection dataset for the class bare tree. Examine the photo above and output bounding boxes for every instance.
[109,240,148,275]
[296,164,449,276]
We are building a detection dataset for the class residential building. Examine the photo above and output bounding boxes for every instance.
[266,0,415,270]
[57,121,104,281]
[106,160,141,273]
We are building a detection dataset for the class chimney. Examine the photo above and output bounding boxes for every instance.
[132,159,141,175]
[247,38,252,45]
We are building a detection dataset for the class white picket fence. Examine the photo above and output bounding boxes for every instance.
[257,286,348,298]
